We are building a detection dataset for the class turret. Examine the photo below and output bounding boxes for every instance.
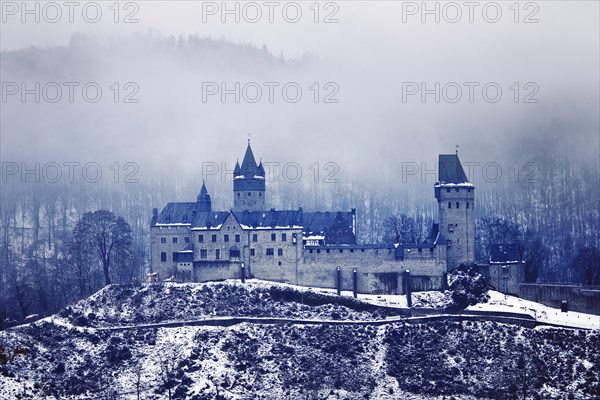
[435,154,475,270]
[196,181,212,212]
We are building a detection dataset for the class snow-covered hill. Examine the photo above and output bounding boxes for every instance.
[1,281,598,399]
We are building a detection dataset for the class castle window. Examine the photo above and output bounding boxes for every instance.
[198,235,204,243]
[250,248,255,256]
[172,252,177,262]
[248,192,251,196]
[418,248,422,253]
[468,188,472,192]
[361,249,365,252]
[350,249,354,253]
[448,202,452,209]
[278,261,282,265]
[160,237,166,244]
[456,202,459,208]
[317,249,320,254]
[466,202,470,209]
[430,248,434,252]
[252,234,258,242]
[172,237,178,244]
[215,249,220,260]
[266,248,274,256]
[339,249,343,253]
[224,234,229,242]
[448,224,454,233]
[235,234,240,243]
[212,234,217,243]
[259,193,262,197]
[281,233,287,242]
[200,249,208,259]
[271,233,276,241]
[278,248,283,256]
[230,248,240,258]
[326,249,330,253]
[455,188,459,192]
[160,252,167,262]
[237,193,241,197]
[309,249,313,253]
[184,237,190,243]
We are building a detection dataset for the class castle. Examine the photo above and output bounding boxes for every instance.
[150,142,476,294]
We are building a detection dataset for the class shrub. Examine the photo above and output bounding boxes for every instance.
[447,265,491,310]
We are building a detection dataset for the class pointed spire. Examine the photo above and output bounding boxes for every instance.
[257,160,265,177]
[240,141,258,176]
[199,180,208,197]
[197,181,212,211]
[234,159,241,176]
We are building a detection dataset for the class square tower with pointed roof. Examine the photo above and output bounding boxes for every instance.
[233,140,266,212]
[435,154,475,270]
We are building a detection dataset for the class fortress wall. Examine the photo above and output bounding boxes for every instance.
[194,262,240,282]
[519,284,600,315]
[250,248,447,295]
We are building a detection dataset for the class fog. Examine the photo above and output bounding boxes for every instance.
[2,2,598,191]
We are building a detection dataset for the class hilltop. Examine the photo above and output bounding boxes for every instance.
[0,281,598,399]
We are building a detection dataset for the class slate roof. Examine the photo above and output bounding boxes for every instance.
[155,204,354,234]
[438,154,469,184]
[191,212,231,229]
[490,244,522,263]
[423,223,447,246]
[234,209,303,228]
[238,141,265,178]
[303,211,354,236]
[155,202,199,224]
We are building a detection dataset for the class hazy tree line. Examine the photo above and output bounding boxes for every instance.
[1,132,598,324]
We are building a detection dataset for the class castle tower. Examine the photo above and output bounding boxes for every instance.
[196,181,212,212]
[233,141,266,211]
[435,154,475,270]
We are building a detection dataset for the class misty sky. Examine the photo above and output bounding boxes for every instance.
[1,1,598,192]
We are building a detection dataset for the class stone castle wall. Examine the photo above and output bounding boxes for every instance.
[151,220,449,295]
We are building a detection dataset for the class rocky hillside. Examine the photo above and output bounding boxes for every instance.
[0,282,598,399]
[56,281,403,328]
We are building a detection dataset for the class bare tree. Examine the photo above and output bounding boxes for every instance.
[72,210,133,286]
[383,214,419,244]
[156,342,184,400]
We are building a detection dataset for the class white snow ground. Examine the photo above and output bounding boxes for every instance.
[233,279,600,329]
[468,290,599,330]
